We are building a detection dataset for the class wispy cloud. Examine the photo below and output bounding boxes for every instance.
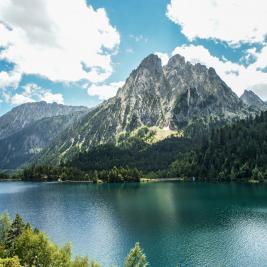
[3,83,64,105]
[129,34,148,43]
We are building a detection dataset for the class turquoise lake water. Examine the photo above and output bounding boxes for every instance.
[0,181,267,266]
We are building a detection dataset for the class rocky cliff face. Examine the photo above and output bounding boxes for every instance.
[240,90,267,110]
[0,101,88,139]
[39,53,249,164]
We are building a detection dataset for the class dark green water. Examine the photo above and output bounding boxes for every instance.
[0,182,267,266]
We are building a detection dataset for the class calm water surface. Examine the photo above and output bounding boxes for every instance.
[0,181,267,267]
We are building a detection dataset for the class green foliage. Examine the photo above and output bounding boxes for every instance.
[0,213,150,267]
[124,243,148,267]
[5,214,26,255]
[0,213,12,245]
[0,256,20,267]
[21,165,142,183]
[0,213,103,267]
[168,111,267,181]
[71,256,92,267]
[69,137,193,174]
[13,228,72,267]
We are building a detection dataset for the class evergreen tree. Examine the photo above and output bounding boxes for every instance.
[124,243,148,267]
[0,213,12,245]
[5,214,26,255]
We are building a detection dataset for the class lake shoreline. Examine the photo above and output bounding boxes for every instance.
[1,177,266,185]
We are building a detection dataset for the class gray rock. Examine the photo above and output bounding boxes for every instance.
[0,101,88,139]
[0,102,88,169]
[240,90,267,110]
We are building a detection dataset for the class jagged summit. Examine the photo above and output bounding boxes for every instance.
[166,54,186,68]
[39,53,250,164]
[139,54,162,73]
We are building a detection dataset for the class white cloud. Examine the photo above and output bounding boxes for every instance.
[88,81,124,100]
[249,84,267,101]
[166,0,267,44]
[252,45,267,71]
[0,0,120,83]
[240,48,258,65]
[0,70,21,89]
[8,93,34,105]
[3,83,64,105]
[129,34,148,43]
[155,52,169,66]
[24,84,64,104]
[39,91,64,104]
[172,45,267,96]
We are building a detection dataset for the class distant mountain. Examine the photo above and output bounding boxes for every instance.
[0,101,88,139]
[39,53,250,164]
[0,102,88,170]
[240,90,267,110]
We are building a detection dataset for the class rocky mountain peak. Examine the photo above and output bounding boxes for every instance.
[240,90,267,110]
[37,53,252,164]
[130,54,163,81]
[117,54,164,100]
[139,54,162,72]
[166,54,186,68]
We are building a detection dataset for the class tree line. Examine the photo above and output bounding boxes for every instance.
[20,165,142,183]
[2,111,267,182]
[166,111,267,181]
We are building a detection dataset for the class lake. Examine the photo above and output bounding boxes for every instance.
[0,181,267,267]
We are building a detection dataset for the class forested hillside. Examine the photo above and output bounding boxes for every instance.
[168,111,267,181]
[4,111,267,183]
[67,135,193,173]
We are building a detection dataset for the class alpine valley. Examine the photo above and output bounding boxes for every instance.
[0,54,267,181]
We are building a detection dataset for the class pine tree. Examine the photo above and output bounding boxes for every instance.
[5,214,26,254]
[124,243,148,267]
[0,212,12,244]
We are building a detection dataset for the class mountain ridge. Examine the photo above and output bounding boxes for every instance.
[37,53,251,164]
[0,102,89,170]
[0,101,88,140]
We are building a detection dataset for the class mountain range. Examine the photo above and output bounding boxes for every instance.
[0,102,88,170]
[39,54,251,164]
[0,53,265,170]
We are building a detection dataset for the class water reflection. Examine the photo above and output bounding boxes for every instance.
[0,182,267,267]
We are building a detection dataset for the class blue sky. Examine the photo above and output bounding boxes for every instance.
[0,0,267,115]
